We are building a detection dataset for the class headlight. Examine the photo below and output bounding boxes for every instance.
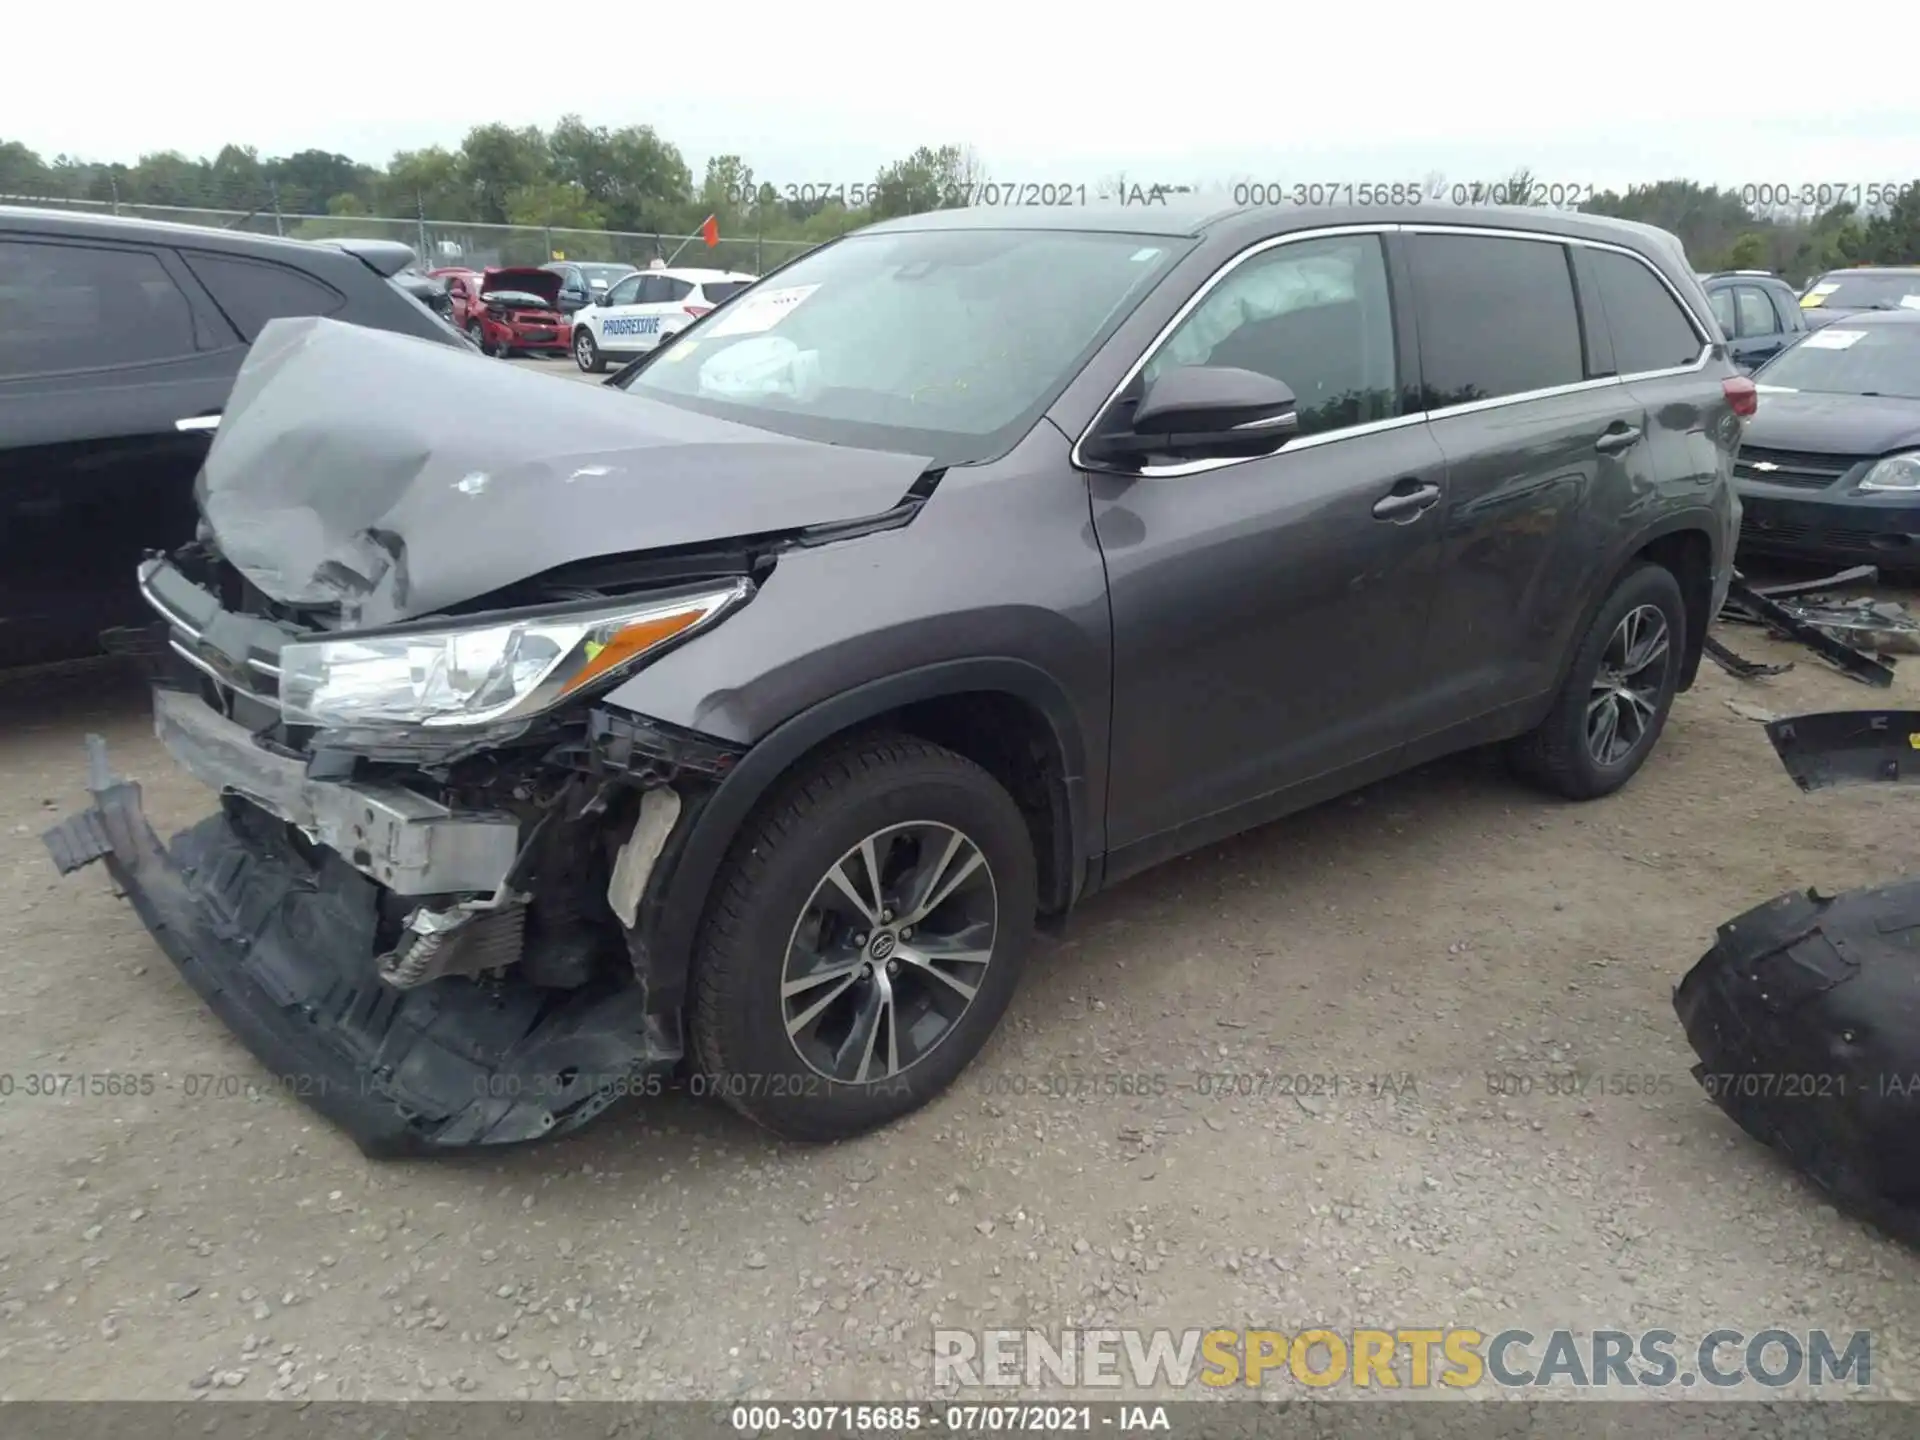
[279,580,750,730]
[1857,451,1920,493]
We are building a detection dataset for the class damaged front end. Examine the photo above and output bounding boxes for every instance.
[45,551,750,1156]
[39,317,943,1156]
[1674,709,1920,1243]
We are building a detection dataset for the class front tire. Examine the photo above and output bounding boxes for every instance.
[691,734,1037,1142]
[574,327,605,373]
[467,320,502,358]
[1509,561,1686,800]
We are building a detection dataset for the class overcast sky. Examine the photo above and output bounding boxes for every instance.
[9,0,1918,195]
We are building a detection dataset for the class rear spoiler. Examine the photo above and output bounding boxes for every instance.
[319,237,419,279]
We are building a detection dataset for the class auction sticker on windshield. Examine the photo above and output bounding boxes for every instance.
[707,284,819,338]
[1803,328,1865,349]
[1801,283,1839,308]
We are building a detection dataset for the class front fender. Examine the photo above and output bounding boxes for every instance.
[602,419,1113,1018]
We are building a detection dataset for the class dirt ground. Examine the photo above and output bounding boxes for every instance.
[5,362,1920,1406]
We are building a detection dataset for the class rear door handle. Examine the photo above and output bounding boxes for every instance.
[1371,480,1441,522]
[176,413,221,433]
[1594,425,1642,455]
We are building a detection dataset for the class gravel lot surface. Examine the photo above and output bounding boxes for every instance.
[4,354,1919,1408]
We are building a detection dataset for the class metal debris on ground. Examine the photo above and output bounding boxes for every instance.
[1723,699,1778,723]
[1718,574,1897,688]
[1702,634,1792,681]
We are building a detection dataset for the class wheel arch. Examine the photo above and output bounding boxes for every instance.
[631,658,1094,1020]
[1557,514,1719,696]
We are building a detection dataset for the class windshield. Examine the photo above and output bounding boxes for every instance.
[578,263,635,286]
[1802,273,1920,312]
[1756,324,1920,400]
[619,228,1188,464]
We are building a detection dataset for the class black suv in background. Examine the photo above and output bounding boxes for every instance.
[46,203,1747,1155]
[1699,271,1808,371]
[0,208,472,669]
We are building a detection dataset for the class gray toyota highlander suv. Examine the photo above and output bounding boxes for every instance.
[45,202,1748,1155]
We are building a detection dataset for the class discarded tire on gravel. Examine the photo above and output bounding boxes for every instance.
[1674,880,1920,1244]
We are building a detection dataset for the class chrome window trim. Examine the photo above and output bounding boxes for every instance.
[1072,220,1715,481]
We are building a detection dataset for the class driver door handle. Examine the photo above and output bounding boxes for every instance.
[1372,479,1441,522]
[1594,424,1642,455]
[175,413,221,433]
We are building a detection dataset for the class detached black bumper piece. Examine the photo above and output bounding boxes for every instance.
[43,737,675,1158]
[1674,882,1920,1245]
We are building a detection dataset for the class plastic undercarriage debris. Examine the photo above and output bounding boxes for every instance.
[1673,708,1920,1243]
[43,737,679,1157]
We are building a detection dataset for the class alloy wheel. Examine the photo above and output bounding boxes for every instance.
[781,822,998,1084]
[1587,603,1670,767]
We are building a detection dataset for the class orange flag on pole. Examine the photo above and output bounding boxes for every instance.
[700,215,720,247]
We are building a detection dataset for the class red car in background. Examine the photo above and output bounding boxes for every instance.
[455,267,571,358]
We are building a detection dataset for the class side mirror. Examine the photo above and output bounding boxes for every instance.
[1084,366,1299,466]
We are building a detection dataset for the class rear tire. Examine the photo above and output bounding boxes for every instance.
[574,328,605,373]
[690,734,1037,1142]
[1509,561,1686,800]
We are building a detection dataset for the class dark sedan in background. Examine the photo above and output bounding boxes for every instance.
[1798,266,1920,330]
[1734,311,1920,570]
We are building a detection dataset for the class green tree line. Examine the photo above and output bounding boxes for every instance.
[3,130,1916,282]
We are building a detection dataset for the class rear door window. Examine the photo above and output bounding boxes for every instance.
[1587,249,1705,374]
[0,238,199,378]
[1708,287,1737,336]
[181,252,346,340]
[1407,233,1584,407]
[1734,284,1780,338]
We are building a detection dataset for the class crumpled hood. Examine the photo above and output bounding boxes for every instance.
[1745,389,1920,456]
[480,268,563,307]
[198,316,934,628]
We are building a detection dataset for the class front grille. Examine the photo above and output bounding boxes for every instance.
[1734,446,1862,491]
[1741,517,1918,555]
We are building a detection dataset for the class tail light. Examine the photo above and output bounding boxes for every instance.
[684,304,713,318]
[1723,375,1758,418]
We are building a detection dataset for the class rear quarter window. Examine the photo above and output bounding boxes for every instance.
[701,280,752,305]
[1587,249,1704,374]
[1407,233,1585,407]
[182,251,346,341]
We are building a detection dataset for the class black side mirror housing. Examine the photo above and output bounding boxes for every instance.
[1083,365,1300,466]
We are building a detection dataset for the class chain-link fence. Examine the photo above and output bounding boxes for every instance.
[3,197,815,276]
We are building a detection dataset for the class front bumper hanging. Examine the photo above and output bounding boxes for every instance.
[44,732,677,1158]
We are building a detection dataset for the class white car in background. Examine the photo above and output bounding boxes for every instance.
[571,265,757,372]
